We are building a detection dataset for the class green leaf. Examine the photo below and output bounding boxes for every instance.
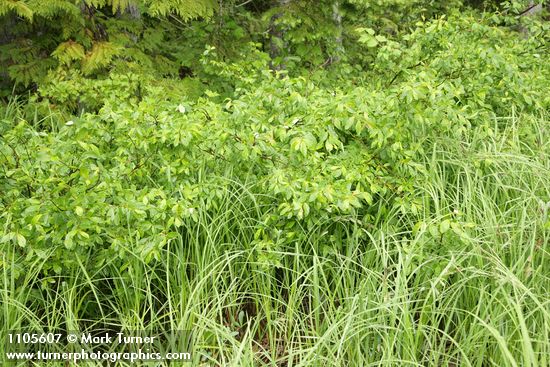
[81,42,122,75]
[64,231,77,250]
[16,233,26,248]
[440,220,451,234]
[11,1,33,20]
[0,233,14,244]
[52,41,85,65]
[290,133,316,157]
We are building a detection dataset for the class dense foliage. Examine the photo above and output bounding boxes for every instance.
[1,0,549,366]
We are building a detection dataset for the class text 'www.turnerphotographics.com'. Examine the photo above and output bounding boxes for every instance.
[5,331,193,364]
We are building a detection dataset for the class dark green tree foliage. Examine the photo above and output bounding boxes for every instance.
[1,0,546,96]
[0,0,216,94]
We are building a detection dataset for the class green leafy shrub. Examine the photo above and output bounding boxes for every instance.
[2,13,549,279]
[0,75,413,276]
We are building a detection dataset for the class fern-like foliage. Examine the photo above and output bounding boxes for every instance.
[145,0,215,19]
[27,0,81,19]
[51,40,86,65]
[0,0,217,90]
[0,0,33,20]
[83,0,216,19]
[84,0,133,13]
[81,41,122,74]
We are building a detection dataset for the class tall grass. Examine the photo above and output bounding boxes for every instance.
[1,106,548,366]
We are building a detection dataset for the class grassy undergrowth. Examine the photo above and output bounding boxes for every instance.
[1,107,548,366]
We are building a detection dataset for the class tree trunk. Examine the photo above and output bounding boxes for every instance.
[0,14,16,90]
[519,1,544,38]
[126,3,141,19]
[520,1,543,16]
[331,0,344,64]
[269,0,291,71]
